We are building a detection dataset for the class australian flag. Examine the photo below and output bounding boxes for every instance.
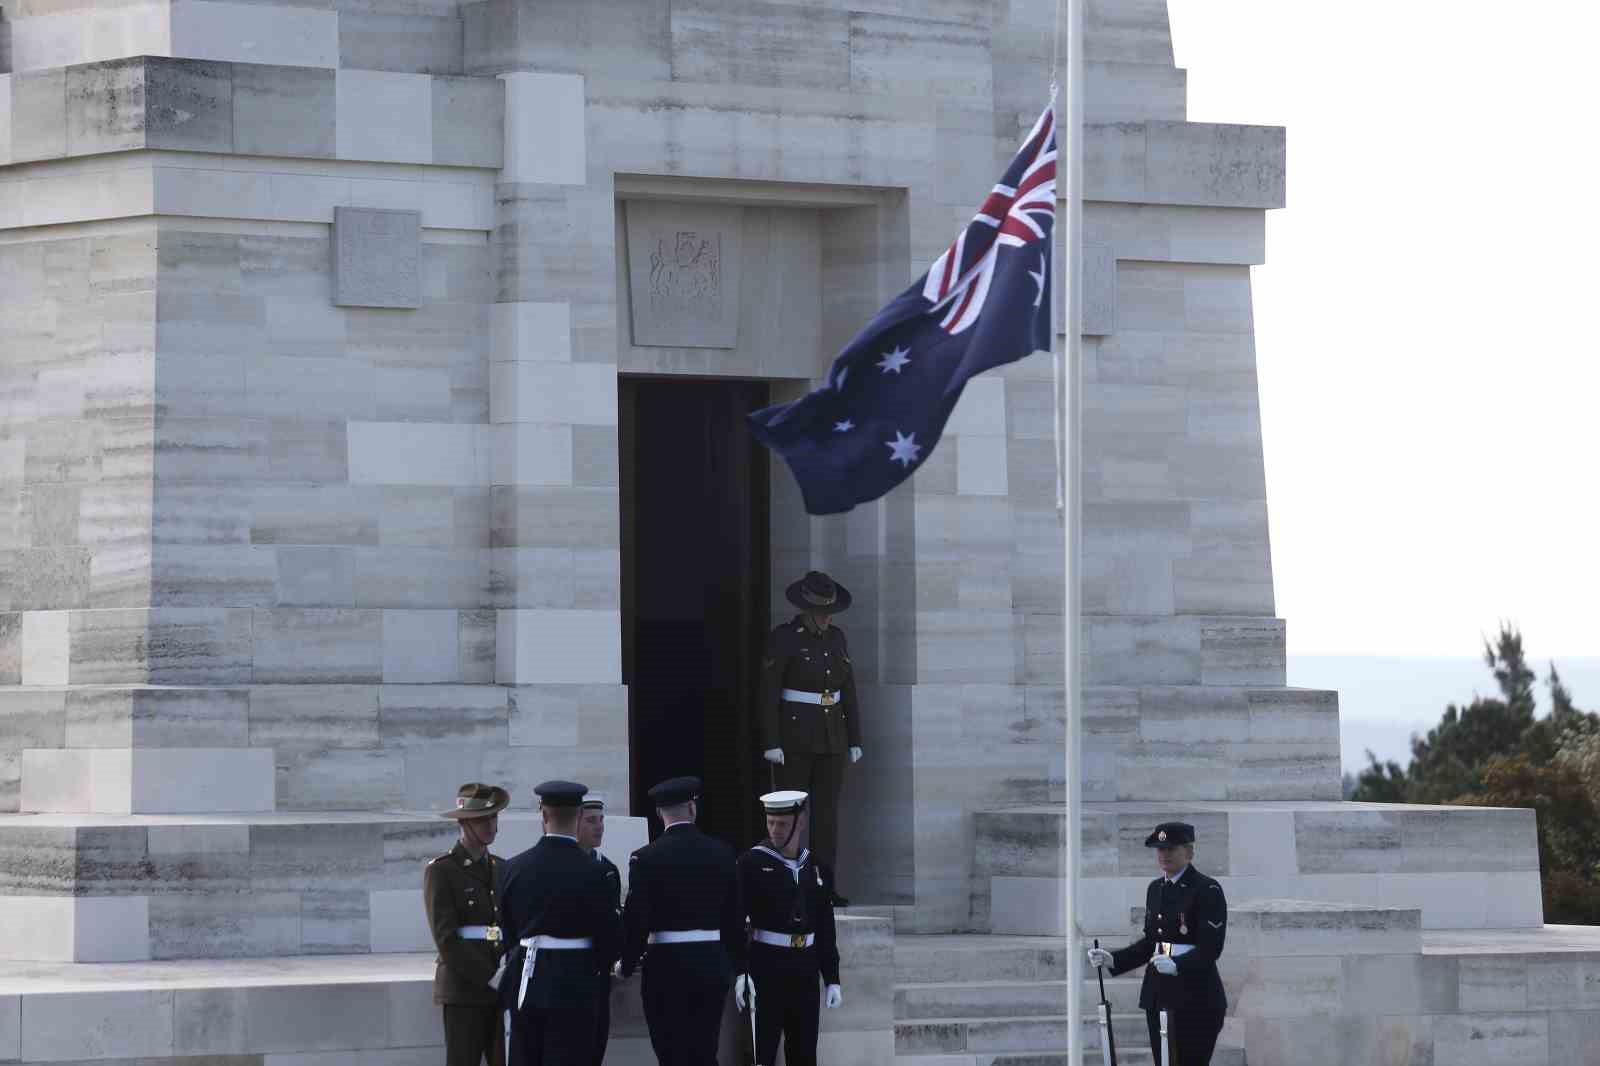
[748,102,1057,515]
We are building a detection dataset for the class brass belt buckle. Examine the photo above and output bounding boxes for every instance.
[485,926,503,943]
[819,690,837,707]
[790,933,808,949]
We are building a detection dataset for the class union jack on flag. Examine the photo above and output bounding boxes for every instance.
[748,100,1059,515]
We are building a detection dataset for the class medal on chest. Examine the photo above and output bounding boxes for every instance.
[1179,914,1187,936]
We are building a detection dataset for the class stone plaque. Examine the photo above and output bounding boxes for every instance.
[625,201,742,349]
[333,206,422,309]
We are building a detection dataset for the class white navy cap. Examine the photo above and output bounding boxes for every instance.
[760,790,808,814]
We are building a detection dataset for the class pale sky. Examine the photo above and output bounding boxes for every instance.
[1165,1,1600,657]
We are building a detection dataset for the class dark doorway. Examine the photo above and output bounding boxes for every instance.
[620,376,771,849]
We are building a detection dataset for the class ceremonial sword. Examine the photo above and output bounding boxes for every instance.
[1093,938,1118,1066]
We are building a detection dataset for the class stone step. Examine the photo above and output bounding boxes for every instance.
[1076,683,1341,804]
[895,978,1146,1019]
[0,810,647,961]
[896,1045,1247,1066]
[898,1013,1219,1058]
[975,800,1542,935]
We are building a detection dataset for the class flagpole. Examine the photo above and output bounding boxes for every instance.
[1060,0,1085,1063]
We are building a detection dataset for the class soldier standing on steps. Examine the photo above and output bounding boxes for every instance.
[423,782,512,1066]
[577,795,621,1065]
[733,790,842,1066]
[1087,822,1228,1066]
[760,570,863,907]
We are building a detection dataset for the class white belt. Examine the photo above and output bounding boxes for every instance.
[516,935,594,1009]
[458,925,502,942]
[1155,943,1194,958]
[781,688,842,707]
[648,929,720,945]
[753,928,815,948]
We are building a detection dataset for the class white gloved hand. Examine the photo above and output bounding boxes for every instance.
[1087,947,1113,969]
[825,984,843,1009]
[611,961,625,979]
[734,973,754,1011]
[848,746,863,764]
[763,747,785,765]
[1152,954,1178,976]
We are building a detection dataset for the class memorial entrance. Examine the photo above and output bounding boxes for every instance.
[620,375,772,847]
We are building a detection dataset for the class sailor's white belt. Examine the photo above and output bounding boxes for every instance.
[781,688,841,707]
[648,929,720,945]
[458,925,502,942]
[1155,942,1194,958]
[516,935,595,1010]
[753,928,815,948]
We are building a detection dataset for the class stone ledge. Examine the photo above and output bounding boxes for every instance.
[0,810,649,961]
[1087,121,1286,210]
[1,57,503,168]
[0,914,891,1063]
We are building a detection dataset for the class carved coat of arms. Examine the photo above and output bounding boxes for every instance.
[648,230,722,320]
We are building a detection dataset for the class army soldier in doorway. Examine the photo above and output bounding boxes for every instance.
[499,781,622,1066]
[1087,822,1228,1066]
[733,790,842,1066]
[620,776,742,1066]
[576,795,621,1065]
[424,782,512,1066]
[760,570,863,906]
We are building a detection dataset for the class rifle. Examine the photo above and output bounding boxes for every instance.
[1093,938,1118,1066]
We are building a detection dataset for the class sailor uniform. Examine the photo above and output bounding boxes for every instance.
[621,777,742,1066]
[591,849,621,1065]
[735,792,841,1066]
[1106,824,1228,1066]
[499,782,622,1066]
[760,603,861,877]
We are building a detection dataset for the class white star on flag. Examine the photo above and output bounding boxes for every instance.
[833,420,854,432]
[877,346,911,374]
[1029,253,1047,310]
[834,367,849,390]
[885,431,922,467]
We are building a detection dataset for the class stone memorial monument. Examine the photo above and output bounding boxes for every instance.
[0,1,1593,1064]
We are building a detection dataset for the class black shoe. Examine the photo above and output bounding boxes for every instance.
[829,892,850,908]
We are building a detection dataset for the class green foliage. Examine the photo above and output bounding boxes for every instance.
[1350,625,1600,924]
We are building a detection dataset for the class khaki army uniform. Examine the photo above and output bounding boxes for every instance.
[760,614,862,875]
[424,843,508,1065]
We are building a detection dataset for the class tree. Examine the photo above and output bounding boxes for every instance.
[1350,750,1408,803]
[1402,626,1539,803]
[1456,754,1600,924]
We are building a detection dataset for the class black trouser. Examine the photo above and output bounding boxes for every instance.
[1144,1005,1224,1066]
[507,1004,595,1066]
[779,750,845,876]
[444,1004,505,1066]
[750,965,821,1066]
[641,953,728,1065]
[593,978,610,1065]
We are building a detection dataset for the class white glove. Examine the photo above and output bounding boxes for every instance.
[611,961,624,979]
[825,984,843,1009]
[1087,947,1113,969]
[734,973,754,1011]
[763,747,785,765]
[1152,954,1178,976]
[848,746,863,764]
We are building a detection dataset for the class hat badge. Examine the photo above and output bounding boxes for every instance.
[1158,829,1167,842]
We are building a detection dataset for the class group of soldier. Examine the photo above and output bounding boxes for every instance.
[421,568,1231,1066]
[423,776,840,1066]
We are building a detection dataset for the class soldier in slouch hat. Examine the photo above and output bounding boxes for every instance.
[424,782,512,1066]
[759,570,863,906]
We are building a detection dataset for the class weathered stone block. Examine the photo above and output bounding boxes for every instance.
[340,11,463,76]
[252,608,382,684]
[8,66,66,162]
[430,74,502,167]
[333,208,423,310]
[232,62,335,158]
